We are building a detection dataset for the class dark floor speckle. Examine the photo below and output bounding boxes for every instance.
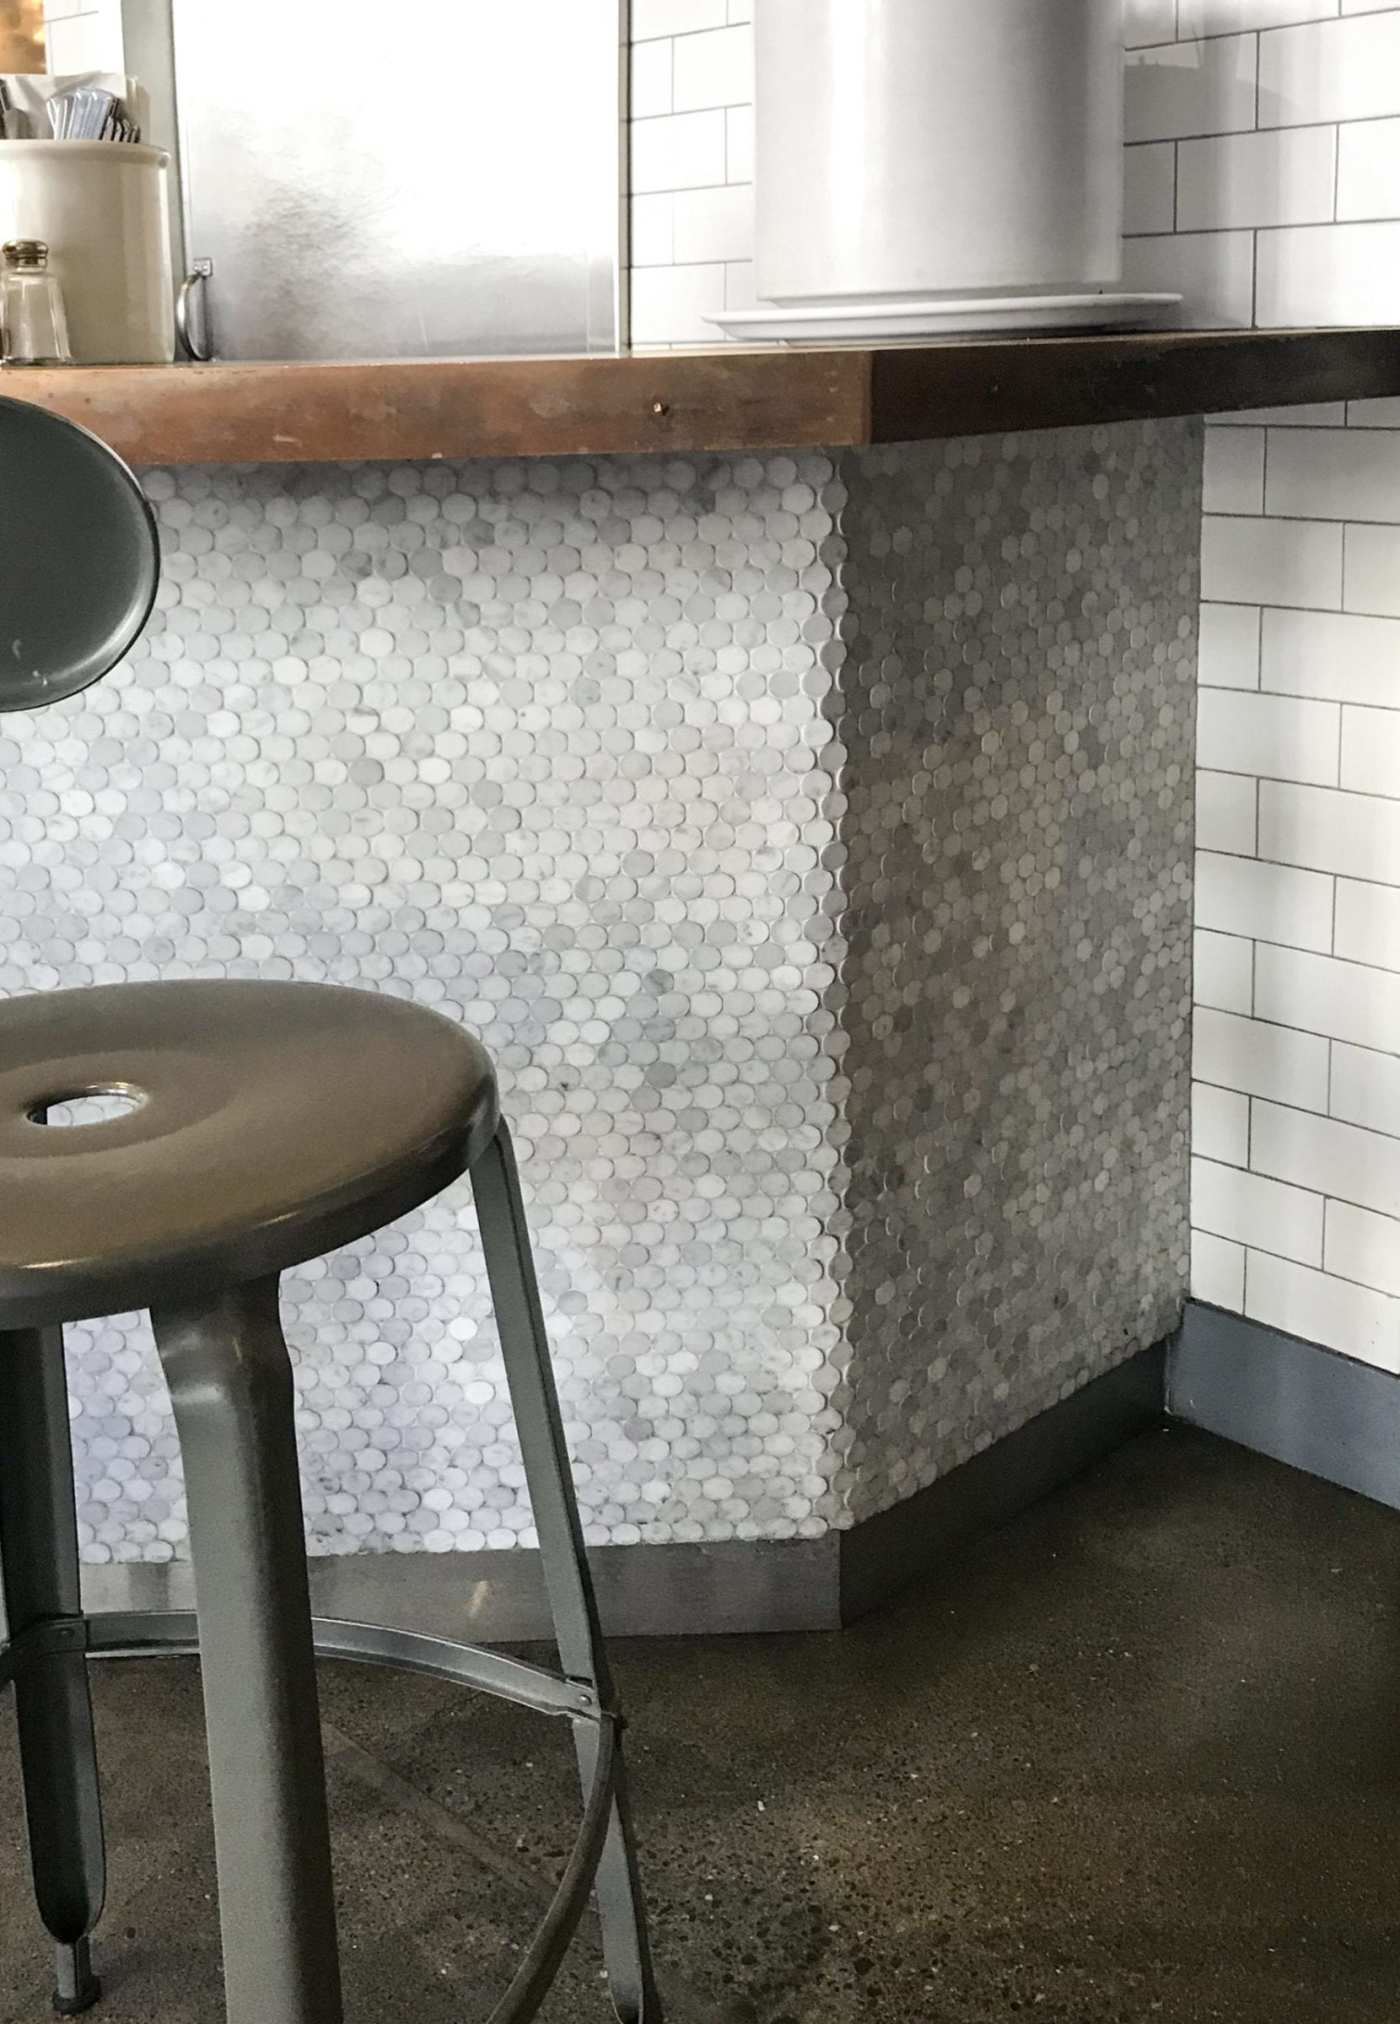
[3,1426,1399,2021]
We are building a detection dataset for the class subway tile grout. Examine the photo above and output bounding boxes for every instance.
[629,180,750,198]
[1234,1238,1400,1308]
[1211,1170,1400,1237]
[1209,510,1400,527]
[1199,987,1400,1041]
[1163,12,1350,52]
[1135,108,1400,143]
[1193,1071,1334,1124]
[1195,769,1400,805]
[631,22,751,47]
[1197,995,1400,1054]
[1192,1217,1326,1276]
[1253,30,1260,134]
[1261,423,1271,516]
[631,105,745,125]
[1127,201,1400,245]
[1248,1095,1400,1163]
[1315,1250,1400,1309]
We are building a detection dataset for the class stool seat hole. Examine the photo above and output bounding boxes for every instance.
[28,1086,148,1128]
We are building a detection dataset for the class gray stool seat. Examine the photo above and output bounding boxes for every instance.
[0,980,499,1330]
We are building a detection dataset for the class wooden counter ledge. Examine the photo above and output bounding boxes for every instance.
[3,328,1398,465]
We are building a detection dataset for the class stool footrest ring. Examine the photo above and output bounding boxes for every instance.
[3,1609,621,2024]
[85,1610,603,1720]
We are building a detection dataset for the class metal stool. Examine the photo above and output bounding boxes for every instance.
[0,977,662,2023]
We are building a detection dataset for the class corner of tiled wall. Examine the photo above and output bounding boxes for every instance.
[1194,390,1400,1369]
[622,0,1400,1371]
[1136,1,1400,1370]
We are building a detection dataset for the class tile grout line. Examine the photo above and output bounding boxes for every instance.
[1199,1151,1400,1244]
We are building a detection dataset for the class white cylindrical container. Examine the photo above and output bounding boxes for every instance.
[0,142,174,363]
[755,0,1124,305]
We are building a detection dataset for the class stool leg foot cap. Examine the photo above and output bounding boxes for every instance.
[53,1939,101,2015]
[53,1985,101,2019]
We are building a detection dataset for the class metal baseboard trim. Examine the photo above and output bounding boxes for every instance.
[836,1341,1170,1626]
[81,1534,842,1641]
[81,1345,1172,1640]
[1169,1301,1400,1512]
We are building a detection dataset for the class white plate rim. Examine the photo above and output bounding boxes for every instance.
[706,292,1184,339]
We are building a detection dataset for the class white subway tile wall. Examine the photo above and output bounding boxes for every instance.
[1193,1081,1252,1163]
[1196,927,1257,1010]
[1176,124,1337,231]
[1122,7,1400,327]
[1192,1228,1248,1307]
[1165,1,1400,1369]
[1195,771,1259,852]
[629,4,753,348]
[1335,877,1400,966]
[1332,1040,1400,1132]
[1199,515,1344,606]
[1121,227,1259,327]
[42,0,122,71]
[1344,522,1400,613]
[1125,35,1260,144]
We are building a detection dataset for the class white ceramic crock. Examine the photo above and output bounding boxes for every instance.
[0,141,174,364]
[755,0,1124,305]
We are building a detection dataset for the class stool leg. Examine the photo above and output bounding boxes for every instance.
[472,1125,664,2024]
[150,1281,343,2024]
[0,1326,105,2016]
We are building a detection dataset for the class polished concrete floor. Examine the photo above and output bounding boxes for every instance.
[2,1424,1399,2023]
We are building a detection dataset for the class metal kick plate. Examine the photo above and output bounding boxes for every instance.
[169,0,626,360]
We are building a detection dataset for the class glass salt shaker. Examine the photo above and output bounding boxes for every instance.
[1,241,72,365]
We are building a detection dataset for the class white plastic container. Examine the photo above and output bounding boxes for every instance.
[0,141,174,363]
[754,0,1124,305]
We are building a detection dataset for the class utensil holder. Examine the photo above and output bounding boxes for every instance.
[0,141,173,364]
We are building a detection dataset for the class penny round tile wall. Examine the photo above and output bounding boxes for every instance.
[832,422,1198,1521]
[0,423,1196,1564]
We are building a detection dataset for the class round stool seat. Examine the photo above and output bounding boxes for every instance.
[0,979,498,1330]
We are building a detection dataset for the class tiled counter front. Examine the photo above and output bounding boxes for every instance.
[0,420,1197,1565]
[833,426,1198,1520]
